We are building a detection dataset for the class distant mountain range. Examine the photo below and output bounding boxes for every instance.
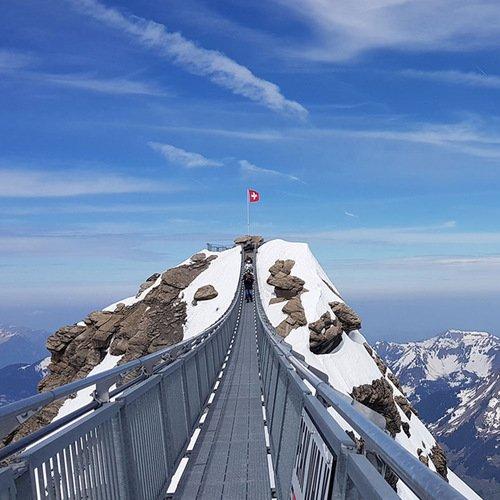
[377,330,499,499]
[0,358,49,406]
[0,324,49,369]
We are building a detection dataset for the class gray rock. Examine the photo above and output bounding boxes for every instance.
[351,378,402,437]
[310,322,343,354]
[308,312,334,334]
[136,273,160,297]
[430,444,448,481]
[194,285,218,301]
[190,253,206,262]
[269,297,286,305]
[329,301,362,332]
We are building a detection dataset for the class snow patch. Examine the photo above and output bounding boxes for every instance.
[183,246,241,340]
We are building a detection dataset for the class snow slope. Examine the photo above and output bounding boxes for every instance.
[257,239,480,499]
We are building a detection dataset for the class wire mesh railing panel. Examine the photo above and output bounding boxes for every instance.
[159,362,190,473]
[274,371,308,500]
[17,405,124,500]
[119,379,168,500]
[183,355,202,430]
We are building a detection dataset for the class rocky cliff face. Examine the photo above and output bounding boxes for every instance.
[5,252,220,445]
[377,330,499,499]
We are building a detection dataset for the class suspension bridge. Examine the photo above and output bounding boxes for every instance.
[0,250,465,499]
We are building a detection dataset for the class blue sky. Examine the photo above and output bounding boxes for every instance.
[1,0,499,340]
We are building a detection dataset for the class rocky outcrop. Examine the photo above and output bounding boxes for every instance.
[234,235,264,250]
[267,260,307,338]
[395,395,418,419]
[430,444,448,481]
[329,301,362,332]
[386,371,403,392]
[5,253,218,445]
[267,259,305,299]
[276,296,307,337]
[308,312,343,354]
[351,378,402,437]
[135,273,160,298]
[194,285,218,301]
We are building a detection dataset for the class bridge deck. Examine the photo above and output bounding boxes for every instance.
[174,299,272,499]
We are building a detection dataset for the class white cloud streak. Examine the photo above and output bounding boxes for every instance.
[400,68,500,89]
[344,211,358,218]
[37,73,167,95]
[277,0,500,61]
[66,0,307,118]
[0,169,178,197]
[149,142,223,168]
[239,159,301,182]
[287,223,500,246]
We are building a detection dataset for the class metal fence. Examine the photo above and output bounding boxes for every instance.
[253,252,466,500]
[0,283,243,499]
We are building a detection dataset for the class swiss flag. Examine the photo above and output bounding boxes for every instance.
[248,189,260,203]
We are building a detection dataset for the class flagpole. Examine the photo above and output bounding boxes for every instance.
[246,188,250,235]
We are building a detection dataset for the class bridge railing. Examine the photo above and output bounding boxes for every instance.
[0,262,243,499]
[253,253,465,500]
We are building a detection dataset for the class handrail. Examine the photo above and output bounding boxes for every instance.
[253,249,465,500]
[0,248,243,456]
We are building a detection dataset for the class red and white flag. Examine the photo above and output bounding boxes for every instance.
[248,189,260,203]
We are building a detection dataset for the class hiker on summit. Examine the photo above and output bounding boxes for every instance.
[243,270,254,303]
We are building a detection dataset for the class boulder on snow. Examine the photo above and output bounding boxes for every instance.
[276,296,307,337]
[194,285,218,301]
[309,311,334,334]
[267,259,305,299]
[329,301,362,332]
[190,253,207,263]
[430,444,448,481]
[310,322,343,354]
[351,378,402,437]
[269,259,295,276]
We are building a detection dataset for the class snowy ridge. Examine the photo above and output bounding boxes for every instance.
[257,239,480,499]
[50,246,241,425]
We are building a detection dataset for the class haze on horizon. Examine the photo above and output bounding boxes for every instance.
[1,0,499,340]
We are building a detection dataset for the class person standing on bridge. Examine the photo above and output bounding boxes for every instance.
[243,270,254,303]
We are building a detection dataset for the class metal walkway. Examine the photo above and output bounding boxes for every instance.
[175,299,271,499]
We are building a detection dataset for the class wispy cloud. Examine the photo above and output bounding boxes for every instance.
[279,0,500,61]
[0,169,179,197]
[287,223,500,246]
[36,73,167,95]
[292,122,500,160]
[239,159,301,182]
[0,49,33,71]
[149,142,223,168]
[344,211,358,218]
[400,69,500,89]
[67,0,307,118]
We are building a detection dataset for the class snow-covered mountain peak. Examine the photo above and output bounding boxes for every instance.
[377,329,498,386]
